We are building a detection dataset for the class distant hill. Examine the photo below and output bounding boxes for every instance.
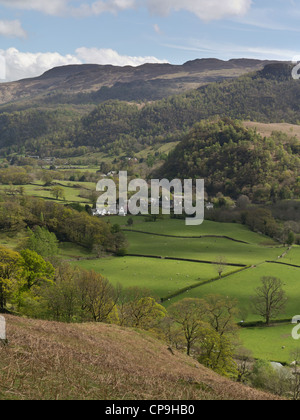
[0,315,279,400]
[1,62,299,158]
[0,58,278,106]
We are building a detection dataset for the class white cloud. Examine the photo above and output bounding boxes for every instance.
[0,0,252,20]
[147,0,252,21]
[0,0,69,15]
[153,23,162,35]
[0,0,137,16]
[0,48,81,81]
[0,47,168,82]
[0,20,27,38]
[74,0,137,17]
[164,37,297,61]
[75,47,168,66]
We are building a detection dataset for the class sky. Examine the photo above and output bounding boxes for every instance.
[0,0,300,81]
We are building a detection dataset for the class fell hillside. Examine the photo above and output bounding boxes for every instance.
[72,63,300,155]
[1,62,299,158]
[0,58,275,107]
[0,315,278,400]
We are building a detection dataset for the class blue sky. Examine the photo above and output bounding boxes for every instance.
[0,0,299,81]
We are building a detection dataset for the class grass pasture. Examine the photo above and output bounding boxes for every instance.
[240,324,300,364]
[281,246,300,267]
[124,230,284,265]
[121,218,277,245]
[73,256,236,301]
[0,181,95,206]
[167,262,300,321]
[84,217,300,362]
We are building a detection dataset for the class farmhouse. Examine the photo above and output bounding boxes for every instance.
[206,202,214,210]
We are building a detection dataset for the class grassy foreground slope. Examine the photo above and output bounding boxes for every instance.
[0,315,278,400]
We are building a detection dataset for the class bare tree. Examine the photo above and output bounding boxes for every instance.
[204,294,239,336]
[290,349,300,401]
[235,347,254,383]
[251,277,287,326]
[214,256,227,279]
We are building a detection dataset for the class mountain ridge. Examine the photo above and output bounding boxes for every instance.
[0,58,282,106]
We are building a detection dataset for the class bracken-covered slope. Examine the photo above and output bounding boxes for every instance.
[0,315,279,400]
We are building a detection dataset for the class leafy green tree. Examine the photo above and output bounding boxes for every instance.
[286,230,295,246]
[127,217,134,227]
[117,286,166,329]
[195,325,237,378]
[50,186,65,201]
[20,249,55,291]
[42,264,80,322]
[26,226,59,258]
[0,247,22,312]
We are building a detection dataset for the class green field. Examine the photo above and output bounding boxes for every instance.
[0,181,96,206]
[240,324,300,364]
[167,262,300,320]
[70,217,300,363]
[124,231,284,265]
[281,246,300,266]
[2,204,298,363]
[73,256,236,300]
[121,218,277,245]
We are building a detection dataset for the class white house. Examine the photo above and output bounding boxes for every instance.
[206,202,214,211]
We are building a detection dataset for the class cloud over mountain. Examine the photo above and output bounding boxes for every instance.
[0,47,167,82]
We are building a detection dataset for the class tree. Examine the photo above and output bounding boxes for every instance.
[42,264,80,322]
[42,172,53,186]
[76,270,118,323]
[251,277,287,326]
[126,296,166,329]
[116,286,166,329]
[204,294,239,336]
[214,256,227,279]
[195,325,237,378]
[286,230,295,246]
[289,349,300,400]
[0,247,22,312]
[235,347,254,383]
[50,186,65,201]
[168,298,208,356]
[20,249,55,291]
[26,226,59,258]
[236,195,251,209]
[127,217,134,227]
